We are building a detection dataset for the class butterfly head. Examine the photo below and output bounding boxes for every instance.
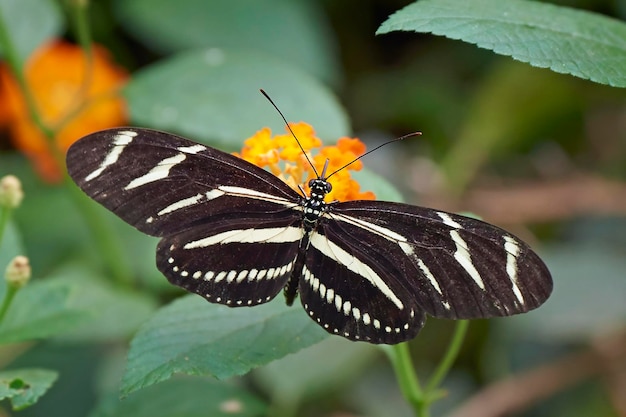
[308,178,332,201]
[303,178,330,230]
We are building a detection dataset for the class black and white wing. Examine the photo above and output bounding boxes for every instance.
[66,127,303,306]
[299,200,552,344]
[67,127,552,345]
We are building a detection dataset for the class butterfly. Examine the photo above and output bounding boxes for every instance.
[66,124,552,344]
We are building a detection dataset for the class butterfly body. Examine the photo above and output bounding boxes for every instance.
[66,127,552,344]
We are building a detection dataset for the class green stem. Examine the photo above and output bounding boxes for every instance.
[65,177,134,288]
[54,0,94,132]
[426,320,469,393]
[385,321,470,417]
[68,0,93,57]
[0,7,55,140]
[0,206,10,246]
[0,285,18,324]
[383,342,426,416]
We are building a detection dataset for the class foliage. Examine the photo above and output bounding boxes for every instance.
[0,0,625,416]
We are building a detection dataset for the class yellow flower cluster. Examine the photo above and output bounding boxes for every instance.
[235,122,375,201]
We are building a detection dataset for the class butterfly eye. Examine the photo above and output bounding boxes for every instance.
[325,182,332,192]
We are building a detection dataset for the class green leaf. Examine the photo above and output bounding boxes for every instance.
[124,49,350,149]
[0,279,89,343]
[49,264,158,342]
[377,0,626,87]
[91,376,266,417]
[253,337,379,410]
[121,295,327,395]
[0,368,58,410]
[113,0,339,85]
[0,0,64,63]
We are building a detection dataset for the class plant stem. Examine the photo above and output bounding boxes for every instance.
[383,342,426,416]
[0,206,9,246]
[385,320,470,416]
[0,7,55,141]
[426,320,469,392]
[54,0,95,132]
[0,285,18,324]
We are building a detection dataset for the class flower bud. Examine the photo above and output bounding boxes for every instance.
[0,175,24,209]
[5,256,31,288]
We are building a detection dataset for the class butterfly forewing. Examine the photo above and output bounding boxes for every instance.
[327,201,552,320]
[66,128,301,237]
[67,127,304,307]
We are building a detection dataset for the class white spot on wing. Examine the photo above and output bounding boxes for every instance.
[236,270,248,283]
[334,293,343,312]
[398,241,414,256]
[328,212,406,241]
[312,276,320,292]
[504,236,525,305]
[437,212,462,229]
[342,301,351,316]
[218,185,297,208]
[125,153,187,190]
[206,189,225,200]
[326,288,335,304]
[450,230,485,290]
[85,130,136,181]
[417,258,443,296]
[184,226,303,249]
[248,269,258,281]
[177,144,206,154]
[158,193,204,216]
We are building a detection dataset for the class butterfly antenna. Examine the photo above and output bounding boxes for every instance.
[260,89,320,178]
[325,132,422,180]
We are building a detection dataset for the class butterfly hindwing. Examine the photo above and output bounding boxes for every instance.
[325,201,552,320]
[157,215,303,306]
[300,227,426,344]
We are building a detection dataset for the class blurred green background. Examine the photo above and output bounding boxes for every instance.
[1,0,625,416]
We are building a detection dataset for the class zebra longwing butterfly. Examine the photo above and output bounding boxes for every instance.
[66,126,552,344]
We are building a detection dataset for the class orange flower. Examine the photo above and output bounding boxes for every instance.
[235,122,375,201]
[0,41,128,182]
